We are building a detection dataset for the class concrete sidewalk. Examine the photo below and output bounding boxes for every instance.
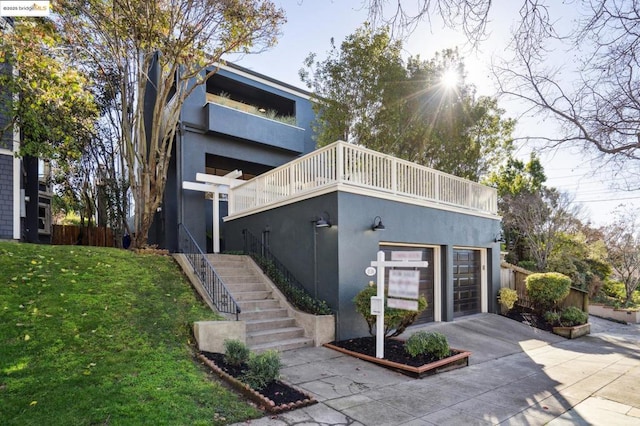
[231,314,640,425]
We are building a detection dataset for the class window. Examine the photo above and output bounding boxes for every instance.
[38,203,51,234]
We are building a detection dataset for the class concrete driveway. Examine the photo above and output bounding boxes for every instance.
[231,314,640,425]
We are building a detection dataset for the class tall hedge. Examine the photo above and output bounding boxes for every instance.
[525,272,571,312]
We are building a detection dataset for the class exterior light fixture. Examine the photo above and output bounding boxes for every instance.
[494,232,505,243]
[313,212,332,228]
[372,216,385,231]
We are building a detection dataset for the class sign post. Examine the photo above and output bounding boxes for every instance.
[369,250,429,359]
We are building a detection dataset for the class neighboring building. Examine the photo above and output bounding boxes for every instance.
[158,62,502,340]
[0,17,52,243]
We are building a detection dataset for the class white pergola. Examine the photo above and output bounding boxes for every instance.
[182,170,243,253]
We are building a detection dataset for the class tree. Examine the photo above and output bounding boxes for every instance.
[365,1,640,188]
[485,153,546,264]
[546,229,610,294]
[299,24,405,148]
[0,18,97,164]
[300,26,514,181]
[505,188,581,271]
[55,0,285,248]
[603,209,640,304]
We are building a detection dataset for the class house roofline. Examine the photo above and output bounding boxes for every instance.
[212,61,312,100]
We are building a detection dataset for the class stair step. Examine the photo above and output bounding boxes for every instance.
[247,327,305,346]
[246,317,296,332]
[239,308,289,321]
[250,337,314,353]
[233,290,272,301]
[225,282,266,292]
[237,299,281,311]
[217,275,264,285]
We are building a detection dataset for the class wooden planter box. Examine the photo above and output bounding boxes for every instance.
[198,354,317,413]
[324,342,471,379]
[552,323,591,339]
[589,304,640,324]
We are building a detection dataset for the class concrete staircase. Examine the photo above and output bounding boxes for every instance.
[206,254,313,352]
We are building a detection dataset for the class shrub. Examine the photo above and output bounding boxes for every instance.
[253,256,332,315]
[241,350,282,390]
[353,285,427,337]
[560,306,589,327]
[223,339,250,367]
[498,288,518,311]
[601,279,626,300]
[404,331,450,360]
[525,272,571,312]
[543,310,561,326]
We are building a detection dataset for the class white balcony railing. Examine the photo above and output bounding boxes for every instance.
[229,141,498,217]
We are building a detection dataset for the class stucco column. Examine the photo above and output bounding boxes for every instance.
[442,244,454,322]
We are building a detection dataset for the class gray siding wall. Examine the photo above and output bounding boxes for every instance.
[224,191,501,340]
[0,154,15,239]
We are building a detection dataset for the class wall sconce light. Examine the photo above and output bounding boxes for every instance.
[313,211,332,228]
[371,216,386,231]
[494,231,505,243]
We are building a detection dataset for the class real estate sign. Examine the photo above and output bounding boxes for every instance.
[388,269,420,299]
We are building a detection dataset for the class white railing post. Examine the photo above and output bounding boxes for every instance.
[391,157,397,195]
[336,141,344,183]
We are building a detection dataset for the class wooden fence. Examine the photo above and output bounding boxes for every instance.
[52,225,115,247]
[500,262,589,312]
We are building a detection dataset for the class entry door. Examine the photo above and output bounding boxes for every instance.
[380,246,435,324]
[453,249,481,317]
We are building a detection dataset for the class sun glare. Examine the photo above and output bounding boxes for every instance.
[441,68,459,89]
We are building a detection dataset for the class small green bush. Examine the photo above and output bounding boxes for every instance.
[223,339,250,367]
[498,288,518,311]
[242,350,282,390]
[526,272,571,312]
[353,285,427,337]
[543,311,561,326]
[253,256,332,315]
[404,331,450,360]
[601,279,626,300]
[560,306,588,327]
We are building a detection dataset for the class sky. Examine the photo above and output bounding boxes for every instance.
[225,0,639,227]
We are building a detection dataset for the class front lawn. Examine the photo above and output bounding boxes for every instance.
[0,242,261,425]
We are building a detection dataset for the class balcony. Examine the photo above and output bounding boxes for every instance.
[205,97,305,154]
[227,141,498,219]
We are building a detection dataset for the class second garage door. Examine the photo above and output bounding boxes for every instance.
[453,248,481,318]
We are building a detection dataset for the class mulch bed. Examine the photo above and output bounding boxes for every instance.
[325,336,471,378]
[329,336,452,367]
[502,305,555,332]
[199,351,316,413]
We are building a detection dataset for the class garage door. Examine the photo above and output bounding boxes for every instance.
[380,246,434,324]
[453,249,481,318]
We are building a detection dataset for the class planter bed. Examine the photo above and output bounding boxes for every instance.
[589,304,640,324]
[199,352,317,413]
[324,337,471,379]
[552,323,591,339]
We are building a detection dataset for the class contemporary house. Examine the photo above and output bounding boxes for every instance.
[163,62,503,341]
[149,62,316,252]
[0,16,52,244]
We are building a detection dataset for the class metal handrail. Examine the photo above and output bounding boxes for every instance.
[178,223,240,320]
[242,228,331,315]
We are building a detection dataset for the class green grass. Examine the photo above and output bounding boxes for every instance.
[0,242,261,425]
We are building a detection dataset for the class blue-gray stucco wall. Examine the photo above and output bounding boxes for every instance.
[167,67,316,251]
[223,191,502,340]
